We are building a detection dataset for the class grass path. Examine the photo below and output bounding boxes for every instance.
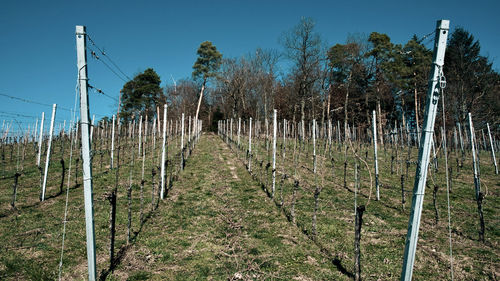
[109,133,346,280]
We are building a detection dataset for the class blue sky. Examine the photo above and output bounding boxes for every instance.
[1,0,498,134]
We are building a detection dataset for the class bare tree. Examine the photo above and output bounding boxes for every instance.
[281,17,322,135]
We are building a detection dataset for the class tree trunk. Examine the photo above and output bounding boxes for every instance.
[414,80,419,134]
[194,81,206,124]
[377,99,384,146]
[301,98,305,141]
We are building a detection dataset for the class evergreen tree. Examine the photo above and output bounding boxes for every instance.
[445,27,499,125]
[119,68,162,122]
[192,41,222,122]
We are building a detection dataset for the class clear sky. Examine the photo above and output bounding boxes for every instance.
[1,0,498,134]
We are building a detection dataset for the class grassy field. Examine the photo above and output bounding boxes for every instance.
[0,128,498,280]
[228,129,499,280]
[0,129,191,280]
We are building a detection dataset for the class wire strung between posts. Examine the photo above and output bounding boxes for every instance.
[0,93,73,112]
[0,110,39,119]
[58,72,80,280]
[438,66,454,280]
[88,46,129,83]
[417,30,436,44]
[0,92,108,118]
[88,83,119,102]
[87,34,132,81]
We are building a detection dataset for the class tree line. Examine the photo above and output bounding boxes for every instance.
[118,17,499,133]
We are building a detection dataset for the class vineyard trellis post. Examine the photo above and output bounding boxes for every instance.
[401,19,449,281]
[248,117,252,172]
[486,123,498,174]
[41,103,56,201]
[373,110,380,201]
[138,115,142,156]
[313,119,317,174]
[36,111,44,167]
[468,113,480,199]
[76,25,97,281]
[230,118,233,143]
[181,113,185,170]
[160,104,167,199]
[90,114,95,143]
[272,109,277,198]
[111,114,115,169]
[238,117,241,147]
[457,122,464,155]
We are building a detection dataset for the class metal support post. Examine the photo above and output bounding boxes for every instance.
[41,104,56,201]
[76,25,97,280]
[401,20,449,281]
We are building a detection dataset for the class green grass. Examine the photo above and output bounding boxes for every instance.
[0,130,498,280]
[232,132,499,280]
[0,132,188,280]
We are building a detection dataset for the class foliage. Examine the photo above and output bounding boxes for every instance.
[192,41,222,85]
[445,27,500,126]
[119,68,162,122]
[281,17,323,122]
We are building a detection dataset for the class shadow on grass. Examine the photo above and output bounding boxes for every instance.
[225,138,355,279]
[99,139,199,281]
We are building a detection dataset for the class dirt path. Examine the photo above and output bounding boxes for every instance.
[110,133,346,280]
